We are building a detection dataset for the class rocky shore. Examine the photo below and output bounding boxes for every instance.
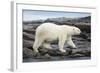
[23,22,91,62]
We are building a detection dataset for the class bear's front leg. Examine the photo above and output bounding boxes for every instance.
[58,35,66,53]
[67,37,77,49]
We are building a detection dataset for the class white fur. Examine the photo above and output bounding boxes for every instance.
[33,23,81,53]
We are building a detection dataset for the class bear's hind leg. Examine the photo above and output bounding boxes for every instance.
[33,38,44,53]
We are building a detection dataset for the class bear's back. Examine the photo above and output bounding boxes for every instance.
[36,23,60,32]
[35,23,61,40]
[39,23,58,28]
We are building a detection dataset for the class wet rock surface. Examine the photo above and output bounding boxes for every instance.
[23,23,91,62]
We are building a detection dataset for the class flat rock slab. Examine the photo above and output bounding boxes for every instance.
[23,47,91,60]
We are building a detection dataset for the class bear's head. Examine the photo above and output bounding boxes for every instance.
[67,26,81,35]
[62,25,81,36]
[71,27,81,35]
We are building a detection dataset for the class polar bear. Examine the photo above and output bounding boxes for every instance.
[33,23,81,53]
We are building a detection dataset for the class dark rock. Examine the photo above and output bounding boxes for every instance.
[33,52,41,57]
[66,49,73,55]
[47,49,72,56]
[71,49,91,57]
[31,24,40,29]
[79,32,91,42]
[23,48,33,58]
[75,24,91,33]
[33,55,43,59]
[23,40,33,48]
[27,46,33,50]
[47,49,60,56]
[69,54,85,58]
[44,53,51,59]
[23,25,33,29]
[38,48,48,55]
[23,29,35,34]
[23,32,35,40]
[87,37,91,42]
[82,50,91,56]
[80,33,88,39]
[34,53,51,59]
